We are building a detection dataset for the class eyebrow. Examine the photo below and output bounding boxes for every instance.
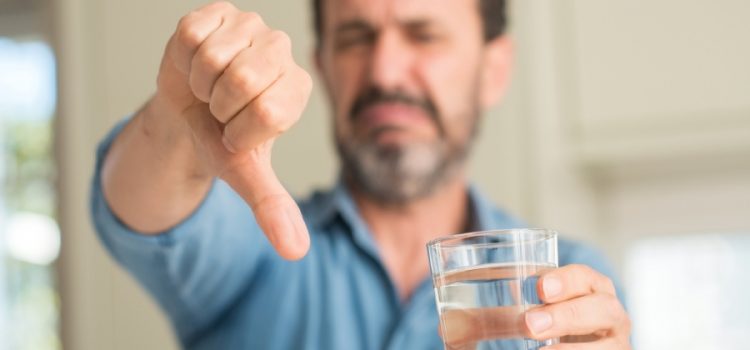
[335,19,375,35]
[403,19,434,31]
[334,18,440,41]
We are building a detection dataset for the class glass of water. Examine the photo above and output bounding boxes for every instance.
[427,229,559,350]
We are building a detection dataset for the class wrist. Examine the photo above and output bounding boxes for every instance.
[137,95,213,182]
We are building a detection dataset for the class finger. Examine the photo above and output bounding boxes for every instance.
[542,337,629,350]
[538,264,617,303]
[209,43,284,123]
[157,36,195,105]
[222,66,312,153]
[189,12,268,102]
[525,293,629,340]
[170,1,236,74]
[179,102,309,261]
[220,145,310,261]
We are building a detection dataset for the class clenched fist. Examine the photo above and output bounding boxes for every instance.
[148,1,312,260]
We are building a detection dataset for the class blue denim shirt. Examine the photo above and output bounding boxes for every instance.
[91,120,624,349]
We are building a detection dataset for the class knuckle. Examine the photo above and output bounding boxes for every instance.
[287,68,312,104]
[238,11,263,25]
[268,30,292,52]
[234,13,265,36]
[253,99,285,133]
[573,263,594,275]
[622,313,633,334]
[571,264,609,290]
[197,49,229,73]
[602,294,625,323]
[178,11,198,26]
[298,68,314,95]
[560,302,582,323]
[294,70,313,117]
[176,17,203,48]
[600,277,616,294]
[229,66,261,96]
[620,312,632,333]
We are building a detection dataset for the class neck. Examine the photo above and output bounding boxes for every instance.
[350,176,471,243]
[348,174,471,301]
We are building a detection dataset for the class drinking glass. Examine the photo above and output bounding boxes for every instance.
[427,229,559,350]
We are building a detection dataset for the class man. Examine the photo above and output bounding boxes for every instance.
[92,0,631,349]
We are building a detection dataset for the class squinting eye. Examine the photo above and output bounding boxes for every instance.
[336,33,376,50]
[412,32,439,44]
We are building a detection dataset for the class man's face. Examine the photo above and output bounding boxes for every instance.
[316,0,510,203]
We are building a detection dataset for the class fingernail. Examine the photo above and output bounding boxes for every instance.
[543,276,562,298]
[222,135,237,153]
[526,311,553,334]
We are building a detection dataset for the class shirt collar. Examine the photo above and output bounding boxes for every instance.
[466,183,526,231]
[307,179,525,235]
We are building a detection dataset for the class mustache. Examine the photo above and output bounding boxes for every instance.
[349,87,444,135]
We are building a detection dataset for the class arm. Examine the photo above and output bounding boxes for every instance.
[101,1,312,259]
[91,1,312,342]
[101,95,210,234]
[92,127,273,341]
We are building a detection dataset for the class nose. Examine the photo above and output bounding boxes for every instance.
[368,29,416,91]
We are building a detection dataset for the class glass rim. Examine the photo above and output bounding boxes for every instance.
[426,228,558,249]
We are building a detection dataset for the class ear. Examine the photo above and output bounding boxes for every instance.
[479,35,513,109]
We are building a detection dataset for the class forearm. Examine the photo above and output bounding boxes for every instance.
[100,2,310,258]
[101,96,213,234]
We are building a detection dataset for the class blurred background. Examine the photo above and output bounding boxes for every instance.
[0,0,748,349]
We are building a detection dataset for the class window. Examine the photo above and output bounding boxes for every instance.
[0,37,60,350]
[626,233,750,349]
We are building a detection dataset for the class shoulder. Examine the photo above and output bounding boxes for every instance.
[484,206,613,276]
[485,206,626,300]
[557,237,612,273]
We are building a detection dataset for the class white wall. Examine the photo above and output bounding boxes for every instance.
[560,0,750,265]
[53,0,749,349]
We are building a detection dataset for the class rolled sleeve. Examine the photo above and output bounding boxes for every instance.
[89,118,273,343]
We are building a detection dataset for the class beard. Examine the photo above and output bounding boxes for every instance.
[335,87,480,205]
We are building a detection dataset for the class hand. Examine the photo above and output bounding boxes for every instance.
[525,264,632,349]
[150,1,313,260]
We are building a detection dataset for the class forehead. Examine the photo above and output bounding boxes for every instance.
[321,0,480,29]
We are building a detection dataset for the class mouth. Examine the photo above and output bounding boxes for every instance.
[356,102,434,131]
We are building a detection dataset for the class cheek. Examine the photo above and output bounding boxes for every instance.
[331,57,366,114]
[327,55,368,133]
[417,53,482,137]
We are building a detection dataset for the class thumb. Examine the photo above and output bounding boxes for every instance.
[181,103,310,260]
[221,145,310,261]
